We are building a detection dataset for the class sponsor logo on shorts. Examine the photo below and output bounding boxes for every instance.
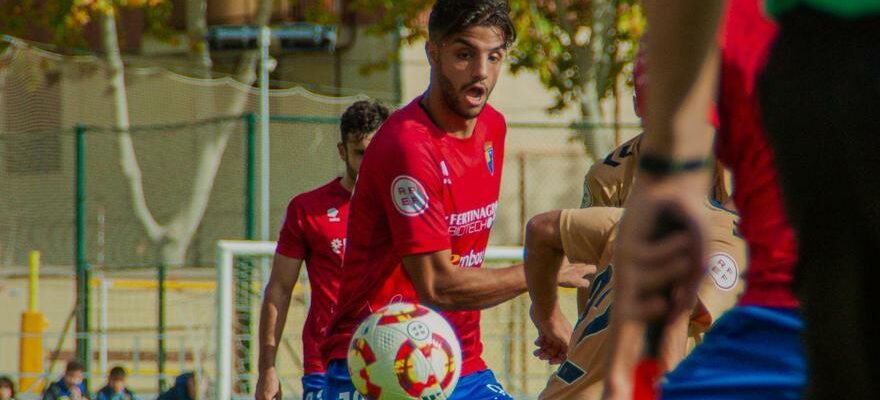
[391,175,429,216]
[486,383,510,396]
[708,252,738,291]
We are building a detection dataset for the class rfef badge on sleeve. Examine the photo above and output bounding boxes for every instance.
[484,141,495,175]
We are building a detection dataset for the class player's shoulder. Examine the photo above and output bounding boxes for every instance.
[586,155,621,180]
[590,133,643,173]
[705,198,738,220]
[370,101,436,150]
[704,197,742,239]
[289,178,345,209]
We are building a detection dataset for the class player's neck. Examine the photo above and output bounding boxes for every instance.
[340,174,355,192]
[421,89,477,139]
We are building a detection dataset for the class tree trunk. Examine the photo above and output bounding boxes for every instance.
[105,0,274,267]
[577,0,618,161]
[102,11,166,244]
[578,93,613,161]
[186,0,212,79]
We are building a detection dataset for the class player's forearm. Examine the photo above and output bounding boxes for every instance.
[258,282,293,371]
[524,211,566,316]
[524,235,564,315]
[429,264,527,311]
[642,0,723,161]
[603,309,646,397]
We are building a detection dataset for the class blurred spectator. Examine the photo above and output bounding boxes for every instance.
[43,360,90,400]
[95,367,135,400]
[0,376,15,400]
[156,373,195,400]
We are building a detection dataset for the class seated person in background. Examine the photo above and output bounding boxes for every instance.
[0,375,16,400]
[95,367,135,400]
[43,360,90,400]
[157,373,195,400]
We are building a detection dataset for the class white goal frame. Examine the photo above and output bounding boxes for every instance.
[215,240,524,399]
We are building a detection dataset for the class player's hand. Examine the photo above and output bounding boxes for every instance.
[614,173,708,324]
[557,262,596,289]
[530,304,572,365]
[255,368,282,400]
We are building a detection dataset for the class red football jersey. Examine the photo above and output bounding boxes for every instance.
[276,177,351,375]
[322,97,506,376]
[716,0,798,308]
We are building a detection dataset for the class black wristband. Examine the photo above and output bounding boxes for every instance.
[638,154,712,176]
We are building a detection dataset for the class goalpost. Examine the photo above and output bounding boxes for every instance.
[214,240,524,399]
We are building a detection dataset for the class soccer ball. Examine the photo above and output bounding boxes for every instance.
[348,302,462,399]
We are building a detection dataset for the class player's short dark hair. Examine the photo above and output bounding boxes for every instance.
[428,0,516,49]
[340,100,389,143]
[109,366,127,380]
[65,360,85,373]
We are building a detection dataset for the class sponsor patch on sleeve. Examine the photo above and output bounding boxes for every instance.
[707,252,738,291]
[391,175,429,216]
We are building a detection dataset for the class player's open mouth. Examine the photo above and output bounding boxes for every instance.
[464,85,486,107]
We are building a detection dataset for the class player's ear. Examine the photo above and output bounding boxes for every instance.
[337,141,347,162]
[426,41,439,67]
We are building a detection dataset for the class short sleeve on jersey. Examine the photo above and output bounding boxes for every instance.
[690,202,748,333]
[276,199,308,260]
[582,167,619,208]
[559,207,624,264]
[377,138,451,257]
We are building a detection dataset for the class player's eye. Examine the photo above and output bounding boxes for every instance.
[457,51,472,60]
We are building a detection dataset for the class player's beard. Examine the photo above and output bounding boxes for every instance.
[345,158,358,182]
[438,68,489,120]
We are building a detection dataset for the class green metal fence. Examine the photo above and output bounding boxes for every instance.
[1,113,641,398]
[72,115,257,391]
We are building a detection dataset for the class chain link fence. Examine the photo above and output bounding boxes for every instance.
[1,37,642,399]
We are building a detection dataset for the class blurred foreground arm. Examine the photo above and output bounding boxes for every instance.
[605,1,725,397]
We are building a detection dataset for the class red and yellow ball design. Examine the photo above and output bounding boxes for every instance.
[348,303,462,400]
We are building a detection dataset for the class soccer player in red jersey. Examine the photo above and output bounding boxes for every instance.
[599,0,806,399]
[256,101,390,400]
[320,1,591,399]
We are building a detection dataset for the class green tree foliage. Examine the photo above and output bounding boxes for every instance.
[350,0,645,117]
[0,0,173,49]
